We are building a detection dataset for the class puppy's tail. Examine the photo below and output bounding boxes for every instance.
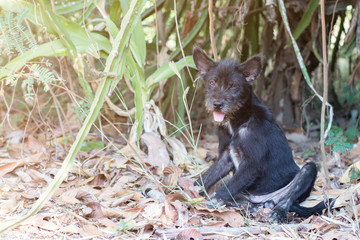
[290,198,336,217]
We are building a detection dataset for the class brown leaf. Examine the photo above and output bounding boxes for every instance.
[98,218,117,229]
[102,207,127,218]
[340,161,360,184]
[86,202,105,219]
[38,221,60,231]
[188,216,201,226]
[88,173,108,187]
[350,140,360,159]
[166,137,192,170]
[76,190,96,202]
[166,192,187,203]
[163,166,182,189]
[176,228,204,240]
[59,195,81,205]
[172,200,189,227]
[141,132,170,170]
[322,229,357,240]
[164,200,178,225]
[308,221,328,232]
[0,153,45,177]
[0,162,23,177]
[111,190,142,207]
[214,210,245,227]
[178,177,202,199]
[26,135,47,154]
[194,206,245,227]
[82,224,103,236]
[60,225,81,234]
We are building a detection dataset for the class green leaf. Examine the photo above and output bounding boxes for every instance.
[120,0,146,67]
[0,34,111,80]
[146,56,196,93]
[293,0,319,40]
[81,141,105,152]
[54,0,94,15]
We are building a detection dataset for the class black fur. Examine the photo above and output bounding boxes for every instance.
[193,46,334,222]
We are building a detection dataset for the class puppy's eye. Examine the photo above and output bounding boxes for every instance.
[209,80,216,87]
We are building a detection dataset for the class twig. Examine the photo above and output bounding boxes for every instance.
[208,0,218,61]
[320,0,330,180]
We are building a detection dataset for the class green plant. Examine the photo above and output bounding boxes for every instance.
[345,125,360,142]
[325,129,353,153]
[80,141,105,152]
[340,86,360,106]
[0,9,56,102]
[350,168,360,183]
[117,219,136,232]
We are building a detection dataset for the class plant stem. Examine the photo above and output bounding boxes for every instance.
[320,0,329,181]
[208,0,218,61]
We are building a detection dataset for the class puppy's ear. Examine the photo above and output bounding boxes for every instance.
[192,46,215,76]
[239,55,262,84]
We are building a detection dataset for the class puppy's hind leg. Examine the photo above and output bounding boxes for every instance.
[270,162,318,222]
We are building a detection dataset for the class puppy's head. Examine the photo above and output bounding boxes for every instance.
[193,46,262,123]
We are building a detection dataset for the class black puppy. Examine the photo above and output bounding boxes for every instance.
[193,46,333,222]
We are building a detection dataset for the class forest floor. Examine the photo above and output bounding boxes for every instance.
[0,122,359,239]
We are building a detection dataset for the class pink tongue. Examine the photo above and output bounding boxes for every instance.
[213,112,225,122]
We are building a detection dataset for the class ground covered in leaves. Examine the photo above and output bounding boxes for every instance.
[0,120,359,239]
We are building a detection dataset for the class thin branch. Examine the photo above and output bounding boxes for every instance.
[320,0,330,179]
[208,0,218,61]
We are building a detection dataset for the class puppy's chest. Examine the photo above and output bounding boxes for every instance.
[224,122,248,171]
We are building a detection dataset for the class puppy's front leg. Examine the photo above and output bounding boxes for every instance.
[214,160,258,202]
[195,149,234,193]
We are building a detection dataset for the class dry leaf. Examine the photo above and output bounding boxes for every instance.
[82,224,103,236]
[322,230,358,240]
[0,152,45,177]
[102,207,127,218]
[178,177,202,199]
[350,141,360,159]
[5,130,26,145]
[141,132,170,170]
[195,206,245,227]
[88,173,107,187]
[142,202,163,220]
[39,221,60,231]
[60,224,81,234]
[164,199,178,225]
[98,218,118,229]
[166,192,187,203]
[166,137,192,170]
[86,202,105,219]
[172,200,189,227]
[26,135,47,154]
[176,228,204,240]
[340,161,360,184]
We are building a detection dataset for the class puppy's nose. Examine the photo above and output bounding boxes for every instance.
[213,101,223,109]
